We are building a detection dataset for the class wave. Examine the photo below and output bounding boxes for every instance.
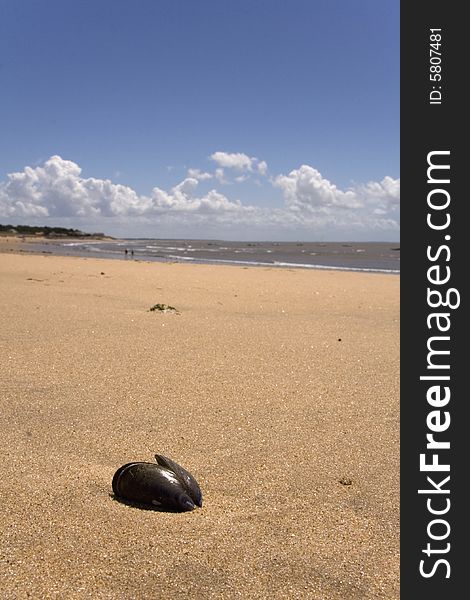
[52,239,399,274]
[166,254,399,274]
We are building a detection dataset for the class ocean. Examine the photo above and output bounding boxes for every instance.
[23,238,400,273]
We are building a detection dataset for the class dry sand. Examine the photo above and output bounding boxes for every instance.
[0,245,399,599]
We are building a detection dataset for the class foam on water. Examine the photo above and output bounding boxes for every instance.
[31,238,400,274]
[165,254,399,273]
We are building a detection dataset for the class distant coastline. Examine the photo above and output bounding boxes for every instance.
[0,223,111,239]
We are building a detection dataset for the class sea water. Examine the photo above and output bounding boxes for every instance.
[25,239,400,274]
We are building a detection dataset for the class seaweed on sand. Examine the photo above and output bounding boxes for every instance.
[149,303,179,313]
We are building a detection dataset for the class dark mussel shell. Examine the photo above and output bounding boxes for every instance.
[112,455,202,512]
[154,454,203,508]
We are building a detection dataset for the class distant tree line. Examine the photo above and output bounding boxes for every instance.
[0,224,105,237]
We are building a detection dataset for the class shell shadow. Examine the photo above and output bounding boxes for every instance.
[109,493,184,513]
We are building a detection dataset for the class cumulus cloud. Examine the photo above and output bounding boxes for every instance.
[257,160,268,176]
[209,152,269,186]
[0,155,143,218]
[214,168,228,184]
[355,175,400,215]
[235,174,249,183]
[0,156,254,222]
[210,151,255,171]
[274,165,361,211]
[0,155,399,237]
[187,168,212,181]
[274,165,399,230]
[149,177,248,215]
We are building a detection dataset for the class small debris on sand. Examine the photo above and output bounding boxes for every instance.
[149,303,179,313]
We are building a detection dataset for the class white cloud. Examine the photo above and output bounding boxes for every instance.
[235,174,249,183]
[210,151,255,171]
[274,165,361,211]
[209,152,269,185]
[0,156,255,222]
[257,160,268,176]
[274,165,399,231]
[187,168,212,181]
[275,165,399,211]
[214,168,228,184]
[0,155,146,218]
[149,178,249,215]
[356,175,400,215]
[0,155,399,239]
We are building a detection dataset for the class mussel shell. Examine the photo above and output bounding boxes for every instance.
[112,462,196,512]
[155,454,203,508]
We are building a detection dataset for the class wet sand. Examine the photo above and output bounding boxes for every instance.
[0,248,399,599]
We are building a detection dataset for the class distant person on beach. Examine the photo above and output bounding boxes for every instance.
[131,249,134,258]
[124,248,128,256]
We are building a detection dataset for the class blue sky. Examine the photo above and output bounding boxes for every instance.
[0,0,399,240]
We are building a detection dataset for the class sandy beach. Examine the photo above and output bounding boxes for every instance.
[0,244,399,599]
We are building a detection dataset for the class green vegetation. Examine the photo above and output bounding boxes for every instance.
[0,224,105,237]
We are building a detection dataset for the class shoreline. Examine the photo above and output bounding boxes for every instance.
[0,235,400,274]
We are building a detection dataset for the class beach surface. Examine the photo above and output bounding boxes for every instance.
[0,245,399,599]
